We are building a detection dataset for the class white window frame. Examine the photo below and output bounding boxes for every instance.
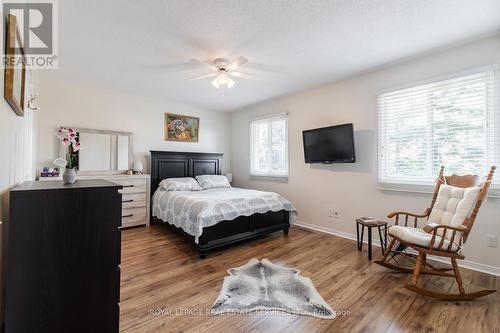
[249,113,289,180]
[377,65,500,195]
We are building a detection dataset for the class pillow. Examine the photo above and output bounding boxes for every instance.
[427,185,480,228]
[195,175,231,190]
[159,177,202,191]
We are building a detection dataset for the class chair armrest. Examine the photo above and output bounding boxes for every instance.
[387,211,429,219]
[387,208,431,227]
[423,223,467,234]
[426,224,467,251]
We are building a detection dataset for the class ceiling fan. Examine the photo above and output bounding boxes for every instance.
[188,56,256,89]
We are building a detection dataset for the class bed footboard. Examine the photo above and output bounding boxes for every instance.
[198,210,290,258]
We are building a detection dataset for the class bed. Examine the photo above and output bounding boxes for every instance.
[150,151,296,258]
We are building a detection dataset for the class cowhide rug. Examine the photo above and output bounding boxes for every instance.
[212,258,336,319]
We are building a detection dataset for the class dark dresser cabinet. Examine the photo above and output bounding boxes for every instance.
[5,180,122,333]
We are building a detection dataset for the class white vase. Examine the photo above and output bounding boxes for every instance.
[63,168,77,184]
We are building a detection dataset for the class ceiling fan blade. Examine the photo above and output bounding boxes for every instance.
[228,56,248,70]
[230,71,258,80]
[244,62,282,73]
[188,73,216,80]
[189,58,217,69]
[137,60,205,73]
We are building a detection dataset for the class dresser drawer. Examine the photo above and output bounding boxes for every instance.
[122,193,147,209]
[113,178,147,194]
[122,207,147,227]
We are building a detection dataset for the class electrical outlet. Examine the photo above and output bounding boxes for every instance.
[328,208,340,218]
[486,234,497,248]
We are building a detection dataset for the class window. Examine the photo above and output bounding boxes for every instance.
[250,113,288,178]
[378,67,500,187]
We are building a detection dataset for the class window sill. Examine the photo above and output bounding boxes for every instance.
[377,183,500,198]
[249,174,288,182]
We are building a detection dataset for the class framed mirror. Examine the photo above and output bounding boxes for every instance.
[60,127,133,174]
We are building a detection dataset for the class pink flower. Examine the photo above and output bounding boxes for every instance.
[57,127,81,151]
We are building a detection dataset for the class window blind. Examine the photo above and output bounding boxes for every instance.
[250,114,288,177]
[378,67,500,187]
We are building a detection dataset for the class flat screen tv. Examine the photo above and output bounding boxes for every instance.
[302,123,355,164]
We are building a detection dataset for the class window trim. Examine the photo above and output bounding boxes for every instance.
[377,184,500,199]
[377,64,500,191]
[377,64,500,96]
[249,112,289,180]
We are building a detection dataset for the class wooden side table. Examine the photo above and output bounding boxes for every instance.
[356,219,388,260]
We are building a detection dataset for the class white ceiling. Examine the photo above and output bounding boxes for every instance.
[52,0,500,111]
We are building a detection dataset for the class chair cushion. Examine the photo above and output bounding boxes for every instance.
[427,185,480,228]
[389,226,460,252]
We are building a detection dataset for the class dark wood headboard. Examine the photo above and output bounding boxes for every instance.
[150,151,223,194]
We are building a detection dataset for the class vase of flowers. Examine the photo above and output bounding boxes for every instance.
[57,127,81,184]
[63,167,76,184]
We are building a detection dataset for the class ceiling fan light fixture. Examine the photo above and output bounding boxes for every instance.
[188,57,251,89]
[210,71,236,89]
[217,72,229,85]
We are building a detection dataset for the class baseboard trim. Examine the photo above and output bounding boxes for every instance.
[293,221,500,277]
[294,220,386,247]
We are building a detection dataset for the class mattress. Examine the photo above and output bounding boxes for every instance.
[152,187,297,243]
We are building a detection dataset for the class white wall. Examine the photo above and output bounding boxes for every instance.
[36,75,231,174]
[0,77,35,325]
[0,94,33,218]
[230,34,500,272]
[0,30,37,328]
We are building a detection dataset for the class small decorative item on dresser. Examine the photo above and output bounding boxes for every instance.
[63,168,77,184]
[40,167,60,178]
[56,127,81,184]
[133,161,144,174]
[54,158,68,168]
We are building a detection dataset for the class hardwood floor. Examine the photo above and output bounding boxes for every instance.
[120,225,499,333]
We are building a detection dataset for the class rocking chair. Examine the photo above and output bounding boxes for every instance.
[375,165,496,300]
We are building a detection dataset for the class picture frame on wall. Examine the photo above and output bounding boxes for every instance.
[164,113,200,142]
[4,14,27,117]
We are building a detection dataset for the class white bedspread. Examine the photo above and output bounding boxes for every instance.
[152,187,297,243]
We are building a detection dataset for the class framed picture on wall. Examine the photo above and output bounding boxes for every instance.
[164,113,200,142]
[4,14,27,117]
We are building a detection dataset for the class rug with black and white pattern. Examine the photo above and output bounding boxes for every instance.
[212,258,336,319]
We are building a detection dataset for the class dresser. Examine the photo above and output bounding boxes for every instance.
[5,180,122,333]
[41,174,151,228]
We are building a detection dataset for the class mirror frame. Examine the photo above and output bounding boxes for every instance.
[60,127,134,175]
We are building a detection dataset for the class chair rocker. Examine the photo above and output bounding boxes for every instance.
[375,166,496,300]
